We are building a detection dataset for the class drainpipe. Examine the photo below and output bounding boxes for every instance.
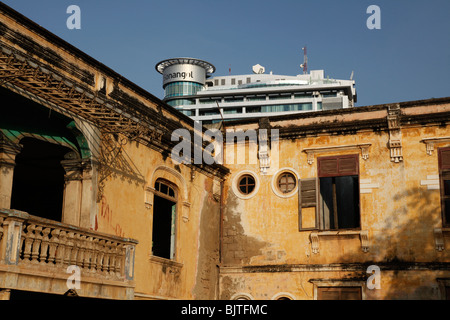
[216,179,224,300]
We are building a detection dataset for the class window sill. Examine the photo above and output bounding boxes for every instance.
[310,230,369,254]
[149,255,184,269]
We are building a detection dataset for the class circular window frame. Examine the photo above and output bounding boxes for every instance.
[271,168,300,198]
[232,170,260,200]
[271,292,296,300]
[230,292,254,300]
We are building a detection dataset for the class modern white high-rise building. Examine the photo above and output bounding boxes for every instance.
[155,58,357,123]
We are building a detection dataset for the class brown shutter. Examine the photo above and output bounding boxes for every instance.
[439,148,450,170]
[338,155,359,175]
[300,179,317,208]
[317,287,362,300]
[318,157,338,177]
[298,178,319,231]
[318,154,359,177]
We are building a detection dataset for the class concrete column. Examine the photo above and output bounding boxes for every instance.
[0,137,22,209]
[80,160,96,229]
[61,158,96,228]
[61,159,82,226]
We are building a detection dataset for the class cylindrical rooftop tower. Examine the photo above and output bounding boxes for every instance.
[155,58,215,108]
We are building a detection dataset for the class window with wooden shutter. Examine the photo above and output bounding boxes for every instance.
[439,148,450,227]
[298,178,319,230]
[318,154,359,177]
[317,155,360,230]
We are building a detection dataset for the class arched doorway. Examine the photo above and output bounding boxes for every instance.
[10,137,73,221]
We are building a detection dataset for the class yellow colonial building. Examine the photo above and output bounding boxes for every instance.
[0,2,449,300]
[218,99,450,300]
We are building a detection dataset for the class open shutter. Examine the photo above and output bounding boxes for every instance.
[298,177,319,231]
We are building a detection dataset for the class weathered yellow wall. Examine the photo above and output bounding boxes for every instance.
[220,106,450,299]
[97,138,222,299]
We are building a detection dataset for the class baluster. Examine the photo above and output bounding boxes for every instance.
[109,242,118,276]
[22,224,35,262]
[97,239,106,274]
[31,225,42,264]
[104,241,113,276]
[64,232,75,266]
[76,234,86,269]
[70,233,80,267]
[84,236,93,271]
[39,227,51,264]
[55,231,66,266]
[48,229,60,265]
[91,238,100,273]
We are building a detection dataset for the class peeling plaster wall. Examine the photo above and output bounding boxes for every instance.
[219,102,450,300]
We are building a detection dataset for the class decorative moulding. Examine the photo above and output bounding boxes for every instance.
[420,137,450,155]
[302,144,371,165]
[387,105,403,163]
[434,228,450,251]
[310,230,369,254]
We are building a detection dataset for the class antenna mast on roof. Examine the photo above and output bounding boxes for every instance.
[300,46,308,74]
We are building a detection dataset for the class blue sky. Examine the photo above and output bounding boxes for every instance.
[2,0,449,107]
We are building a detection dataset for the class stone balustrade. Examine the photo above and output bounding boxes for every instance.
[0,209,137,288]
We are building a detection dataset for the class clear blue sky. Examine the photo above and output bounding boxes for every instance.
[2,0,449,107]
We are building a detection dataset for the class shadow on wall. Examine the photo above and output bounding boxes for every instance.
[337,185,450,300]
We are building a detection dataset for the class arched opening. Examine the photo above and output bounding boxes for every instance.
[152,179,178,260]
[10,137,73,221]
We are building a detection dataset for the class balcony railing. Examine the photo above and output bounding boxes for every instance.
[0,209,138,299]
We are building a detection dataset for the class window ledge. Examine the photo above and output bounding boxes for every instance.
[420,137,450,155]
[310,230,369,254]
[149,255,184,269]
[434,228,450,251]
[302,144,371,165]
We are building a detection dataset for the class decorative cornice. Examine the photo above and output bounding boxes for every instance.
[420,137,450,155]
[302,144,371,165]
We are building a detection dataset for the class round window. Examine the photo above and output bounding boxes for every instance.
[238,174,256,195]
[277,172,296,194]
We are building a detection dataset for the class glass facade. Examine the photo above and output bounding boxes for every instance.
[165,81,203,99]
[247,103,313,113]
[167,99,194,107]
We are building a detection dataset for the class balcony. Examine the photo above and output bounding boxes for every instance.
[0,209,137,300]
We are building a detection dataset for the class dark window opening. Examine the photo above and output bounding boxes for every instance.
[10,137,72,221]
[152,180,177,260]
[238,175,255,195]
[318,155,360,230]
[319,176,360,230]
